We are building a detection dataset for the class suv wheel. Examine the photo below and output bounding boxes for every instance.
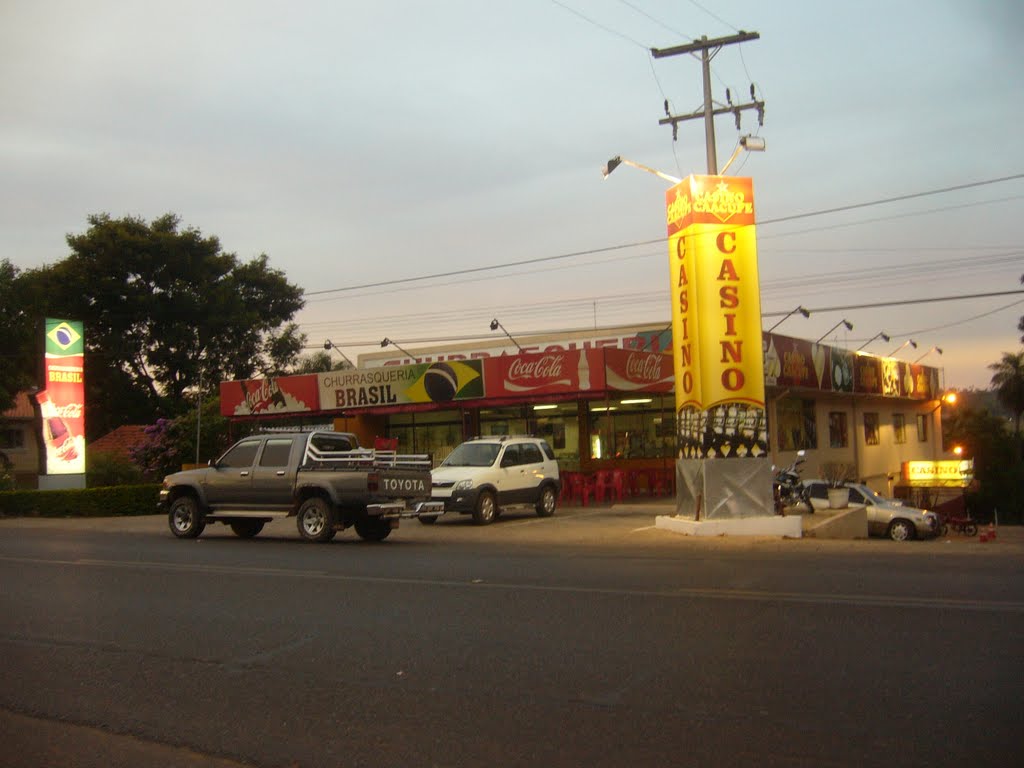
[535,485,557,517]
[473,490,497,525]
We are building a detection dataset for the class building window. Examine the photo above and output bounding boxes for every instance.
[828,412,848,449]
[916,413,928,442]
[863,412,880,446]
[0,428,25,450]
[893,413,906,444]
[777,398,816,452]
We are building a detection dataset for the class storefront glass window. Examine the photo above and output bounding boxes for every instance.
[916,413,928,442]
[777,398,816,451]
[586,397,674,461]
[388,410,464,463]
[479,403,579,467]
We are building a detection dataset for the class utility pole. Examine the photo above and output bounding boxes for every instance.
[652,31,764,174]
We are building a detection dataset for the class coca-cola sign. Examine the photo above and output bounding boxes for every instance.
[220,374,320,416]
[506,355,570,390]
[604,349,674,393]
[484,349,604,397]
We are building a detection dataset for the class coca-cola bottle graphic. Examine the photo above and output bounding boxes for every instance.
[578,351,590,390]
[35,390,78,462]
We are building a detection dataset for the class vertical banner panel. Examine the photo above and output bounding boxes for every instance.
[666,176,767,459]
[39,318,86,475]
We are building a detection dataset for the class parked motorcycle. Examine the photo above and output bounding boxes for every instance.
[772,450,812,514]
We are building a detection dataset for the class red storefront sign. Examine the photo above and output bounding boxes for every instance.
[603,349,674,393]
[483,349,605,397]
[220,374,320,416]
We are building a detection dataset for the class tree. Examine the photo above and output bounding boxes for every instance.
[292,350,354,374]
[988,351,1024,438]
[944,405,1023,524]
[22,214,305,438]
[0,259,38,413]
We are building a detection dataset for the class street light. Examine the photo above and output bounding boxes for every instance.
[380,337,415,359]
[601,156,681,184]
[766,305,811,333]
[913,346,943,364]
[856,331,891,352]
[719,134,767,174]
[323,339,355,368]
[489,318,524,353]
[888,339,918,357]
[815,319,853,344]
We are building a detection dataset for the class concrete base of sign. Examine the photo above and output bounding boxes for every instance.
[655,514,802,538]
[38,474,86,490]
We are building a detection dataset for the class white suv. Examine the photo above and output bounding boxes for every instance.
[428,436,560,525]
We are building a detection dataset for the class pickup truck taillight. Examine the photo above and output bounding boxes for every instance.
[367,472,379,493]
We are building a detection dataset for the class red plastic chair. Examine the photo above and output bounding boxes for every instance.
[570,473,595,506]
[609,469,626,502]
[594,470,613,503]
[560,471,576,501]
[626,470,641,497]
[373,436,399,451]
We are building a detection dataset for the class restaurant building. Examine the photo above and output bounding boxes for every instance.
[220,323,952,498]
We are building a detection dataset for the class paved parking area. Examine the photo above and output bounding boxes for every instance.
[3,499,1021,554]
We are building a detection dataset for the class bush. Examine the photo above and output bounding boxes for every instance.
[0,484,161,518]
[87,452,144,488]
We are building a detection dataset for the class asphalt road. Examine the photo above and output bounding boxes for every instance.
[1,503,1022,768]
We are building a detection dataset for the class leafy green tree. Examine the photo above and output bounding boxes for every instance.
[988,351,1024,439]
[21,214,305,438]
[944,405,1023,524]
[293,349,354,373]
[130,398,243,480]
[0,259,38,413]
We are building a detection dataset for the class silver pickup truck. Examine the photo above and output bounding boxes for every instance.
[158,431,443,542]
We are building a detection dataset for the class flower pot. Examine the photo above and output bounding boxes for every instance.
[827,487,850,509]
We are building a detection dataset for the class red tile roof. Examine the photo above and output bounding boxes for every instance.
[88,425,150,462]
[1,392,35,420]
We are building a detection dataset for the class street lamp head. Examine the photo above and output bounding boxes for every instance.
[489,319,499,331]
[380,338,390,348]
[910,339,918,349]
[602,156,622,179]
[881,332,891,342]
[739,135,766,151]
[842,319,853,331]
[798,306,811,318]
[323,340,332,350]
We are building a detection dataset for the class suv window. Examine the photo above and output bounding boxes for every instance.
[259,438,294,467]
[219,440,261,468]
[500,444,522,467]
[521,443,543,465]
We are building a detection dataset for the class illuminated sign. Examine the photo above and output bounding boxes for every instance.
[37,318,86,475]
[903,460,974,486]
[667,176,767,458]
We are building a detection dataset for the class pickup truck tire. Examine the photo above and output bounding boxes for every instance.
[472,490,497,525]
[297,497,336,542]
[355,517,392,542]
[535,485,557,517]
[169,496,205,539]
[230,519,265,538]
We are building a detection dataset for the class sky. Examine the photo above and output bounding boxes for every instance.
[2,0,1022,390]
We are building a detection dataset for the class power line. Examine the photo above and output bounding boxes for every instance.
[303,173,1024,299]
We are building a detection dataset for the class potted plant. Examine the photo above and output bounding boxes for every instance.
[821,461,855,509]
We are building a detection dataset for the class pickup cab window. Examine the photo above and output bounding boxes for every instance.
[219,440,261,468]
[259,438,295,468]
